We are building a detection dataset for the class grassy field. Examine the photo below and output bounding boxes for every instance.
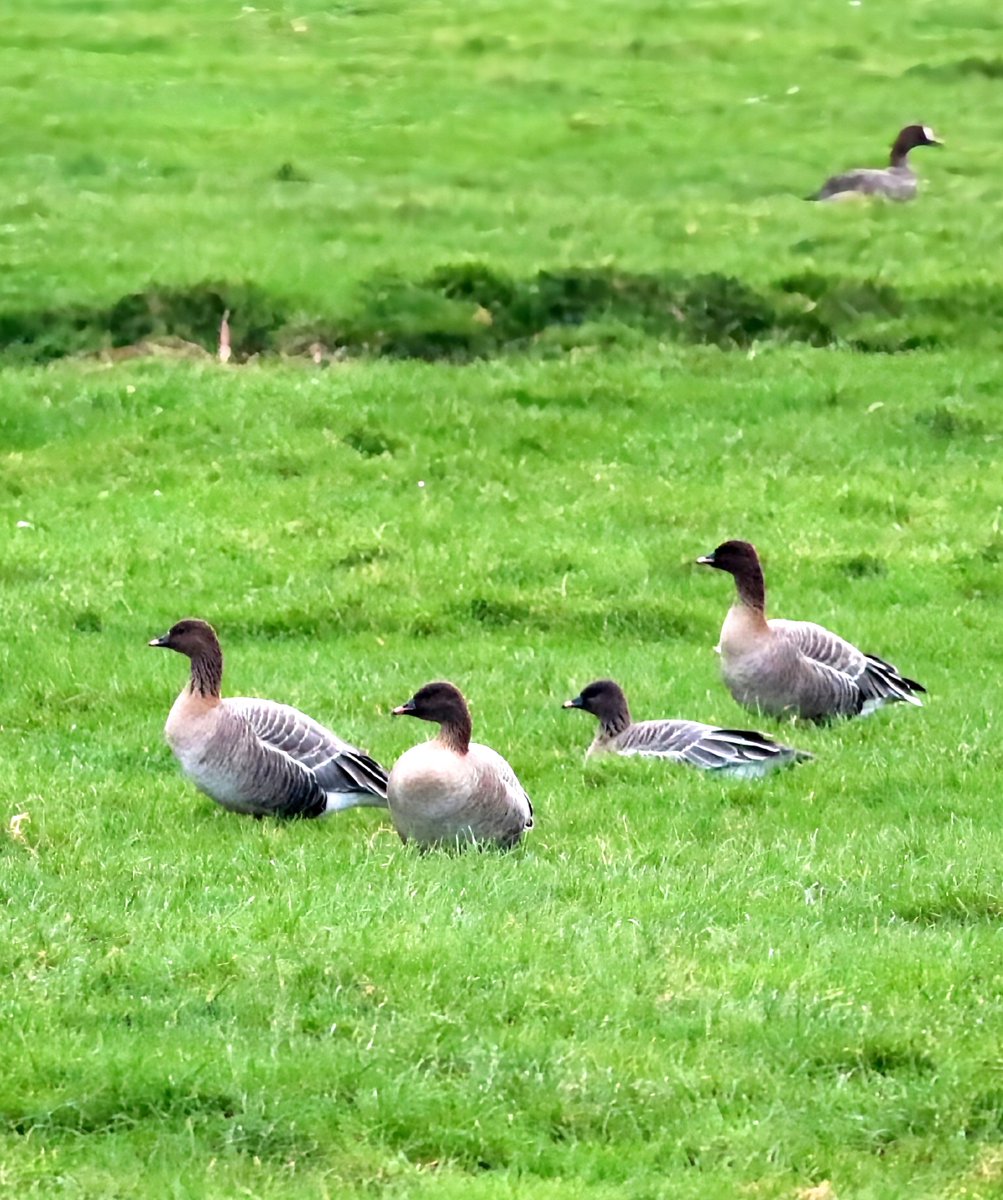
[4,1,1003,1197]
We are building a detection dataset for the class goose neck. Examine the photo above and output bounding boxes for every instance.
[438,716,472,754]
[600,699,632,738]
[889,134,913,169]
[189,645,223,699]
[733,562,767,614]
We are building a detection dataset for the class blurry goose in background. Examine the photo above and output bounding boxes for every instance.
[696,541,926,721]
[809,124,942,201]
[563,679,810,778]
[388,681,533,849]
[149,618,389,817]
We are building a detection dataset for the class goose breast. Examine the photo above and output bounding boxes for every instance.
[388,742,533,848]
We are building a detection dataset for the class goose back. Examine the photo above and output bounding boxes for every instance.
[595,718,808,777]
[230,698,389,800]
[814,166,917,202]
[165,693,329,817]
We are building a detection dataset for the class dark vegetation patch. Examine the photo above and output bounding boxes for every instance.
[273,161,311,183]
[961,1091,1003,1140]
[3,265,1002,365]
[72,608,104,633]
[918,404,991,439]
[0,282,282,364]
[836,553,887,580]
[5,1084,239,1136]
[892,888,1003,925]
[808,1040,936,1080]
[906,56,1003,80]
[331,544,390,569]
[463,596,531,628]
[342,427,402,458]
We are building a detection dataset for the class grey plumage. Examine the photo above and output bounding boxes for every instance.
[150,618,389,818]
[809,123,941,202]
[564,679,810,779]
[231,699,390,799]
[697,541,926,722]
[226,700,391,811]
[388,681,533,849]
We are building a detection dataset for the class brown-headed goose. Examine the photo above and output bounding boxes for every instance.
[696,541,926,721]
[564,679,810,778]
[809,124,942,202]
[149,618,389,817]
[388,681,533,849]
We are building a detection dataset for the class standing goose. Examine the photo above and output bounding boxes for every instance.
[696,541,926,721]
[388,681,533,849]
[809,124,942,202]
[563,679,810,778]
[149,618,389,817]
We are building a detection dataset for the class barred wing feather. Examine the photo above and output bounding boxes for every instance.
[229,698,389,800]
[615,720,807,776]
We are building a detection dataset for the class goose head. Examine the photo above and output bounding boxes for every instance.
[392,680,473,751]
[563,679,629,720]
[564,678,632,735]
[149,618,221,659]
[896,124,942,151]
[696,539,761,577]
[890,124,942,167]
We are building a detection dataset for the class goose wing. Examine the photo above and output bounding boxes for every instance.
[473,743,534,829]
[771,620,924,713]
[229,698,389,801]
[770,619,871,713]
[812,168,889,200]
[615,719,807,775]
[859,653,926,710]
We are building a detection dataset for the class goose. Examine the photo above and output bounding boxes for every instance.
[809,124,942,202]
[696,541,926,721]
[149,618,389,817]
[563,679,810,778]
[388,681,533,849]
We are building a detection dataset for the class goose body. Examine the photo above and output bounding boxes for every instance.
[810,124,941,202]
[564,679,810,778]
[698,541,926,721]
[388,681,533,849]
[151,619,388,818]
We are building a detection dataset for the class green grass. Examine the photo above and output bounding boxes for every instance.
[3,2,1003,1197]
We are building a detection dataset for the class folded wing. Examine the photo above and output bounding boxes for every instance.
[229,697,389,804]
[614,719,808,777]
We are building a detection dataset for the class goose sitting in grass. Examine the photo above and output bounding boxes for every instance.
[149,618,389,818]
[809,124,941,202]
[563,679,810,777]
[696,541,926,721]
[388,681,533,849]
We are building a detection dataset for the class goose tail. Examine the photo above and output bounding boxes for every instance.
[696,728,812,778]
[860,654,926,713]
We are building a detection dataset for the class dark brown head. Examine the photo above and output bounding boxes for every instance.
[891,124,942,163]
[696,540,762,576]
[696,540,766,609]
[563,679,631,735]
[392,680,472,749]
[148,618,221,659]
